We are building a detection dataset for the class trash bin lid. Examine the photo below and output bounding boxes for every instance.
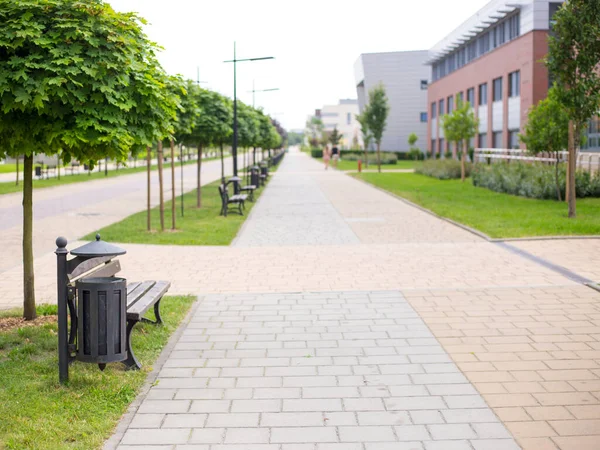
[71,234,127,257]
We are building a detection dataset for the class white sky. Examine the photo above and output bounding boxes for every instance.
[108,0,490,130]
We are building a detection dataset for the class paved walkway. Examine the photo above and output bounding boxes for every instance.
[103,150,600,450]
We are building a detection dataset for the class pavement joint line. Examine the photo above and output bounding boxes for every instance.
[103,296,202,450]
[495,241,594,285]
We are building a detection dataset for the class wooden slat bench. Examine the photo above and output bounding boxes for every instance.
[66,254,170,370]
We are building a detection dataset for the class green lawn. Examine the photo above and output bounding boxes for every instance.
[85,176,266,245]
[315,158,418,171]
[354,172,600,238]
[0,163,18,174]
[0,156,221,196]
[0,296,195,450]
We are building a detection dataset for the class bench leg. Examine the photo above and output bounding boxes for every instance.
[141,297,164,325]
[123,319,142,370]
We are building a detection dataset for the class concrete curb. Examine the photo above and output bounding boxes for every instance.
[103,296,201,450]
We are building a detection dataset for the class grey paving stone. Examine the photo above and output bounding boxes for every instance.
[427,424,477,440]
[271,427,338,443]
[339,425,396,442]
[121,428,190,445]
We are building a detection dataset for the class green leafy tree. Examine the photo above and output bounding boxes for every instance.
[305,116,324,148]
[287,131,304,146]
[356,111,372,168]
[257,111,274,162]
[441,96,478,182]
[364,83,390,173]
[0,0,177,319]
[238,102,259,181]
[408,133,418,149]
[520,86,570,201]
[329,127,343,146]
[546,0,600,217]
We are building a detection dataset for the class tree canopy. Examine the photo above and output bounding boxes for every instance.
[0,0,178,164]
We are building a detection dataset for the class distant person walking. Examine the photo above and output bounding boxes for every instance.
[331,145,339,169]
[323,146,331,170]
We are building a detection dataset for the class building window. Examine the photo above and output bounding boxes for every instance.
[420,112,428,123]
[421,80,428,90]
[447,96,454,114]
[431,139,436,155]
[431,102,437,119]
[550,3,562,28]
[509,71,520,97]
[509,130,520,149]
[509,14,520,39]
[498,21,506,45]
[493,77,503,102]
[347,113,351,125]
[478,83,488,105]
[439,99,445,116]
[478,133,487,148]
[439,138,444,154]
[467,87,475,106]
[493,131,503,148]
[458,92,464,104]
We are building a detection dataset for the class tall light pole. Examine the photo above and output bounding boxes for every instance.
[224,42,274,176]
[249,80,279,108]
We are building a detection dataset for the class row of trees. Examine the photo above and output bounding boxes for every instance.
[0,0,283,320]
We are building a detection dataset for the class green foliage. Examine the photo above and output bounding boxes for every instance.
[407,149,424,161]
[305,116,324,148]
[416,159,472,180]
[472,162,600,200]
[311,149,323,158]
[546,0,600,143]
[356,111,372,151]
[342,153,397,165]
[0,0,179,164]
[287,131,303,146]
[520,86,569,156]
[328,127,343,146]
[441,97,478,148]
[237,102,260,149]
[408,132,418,148]
[364,83,390,146]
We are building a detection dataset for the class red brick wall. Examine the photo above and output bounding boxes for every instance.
[427,30,550,154]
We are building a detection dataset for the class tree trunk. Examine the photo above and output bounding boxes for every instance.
[23,154,36,320]
[567,120,576,218]
[15,155,19,186]
[377,142,381,173]
[461,140,466,182]
[364,147,368,169]
[197,144,203,208]
[147,146,151,231]
[104,157,108,176]
[220,143,225,184]
[555,153,562,202]
[170,139,176,230]
[157,141,165,231]
[253,146,256,165]
[57,153,60,180]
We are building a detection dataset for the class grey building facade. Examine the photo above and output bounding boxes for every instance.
[354,50,430,153]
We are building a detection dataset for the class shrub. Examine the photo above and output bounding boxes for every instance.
[407,149,424,160]
[310,149,323,158]
[444,151,453,159]
[343,153,398,165]
[416,159,471,179]
[471,162,600,200]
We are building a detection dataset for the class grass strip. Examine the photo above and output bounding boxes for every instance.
[0,296,195,449]
[354,172,600,238]
[85,173,269,246]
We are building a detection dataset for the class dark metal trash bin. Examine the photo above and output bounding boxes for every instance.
[260,163,269,178]
[76,277,127,367]
[250,166,260,187]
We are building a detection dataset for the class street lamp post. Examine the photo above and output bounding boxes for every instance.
[224,42,274,177]
[249,80,279,108]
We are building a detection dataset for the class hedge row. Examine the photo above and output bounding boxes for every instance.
[343,153,398,165]
[472,162,600,200]
[416,159,471,180]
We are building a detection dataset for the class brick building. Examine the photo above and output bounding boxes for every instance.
[426,0,566,156]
